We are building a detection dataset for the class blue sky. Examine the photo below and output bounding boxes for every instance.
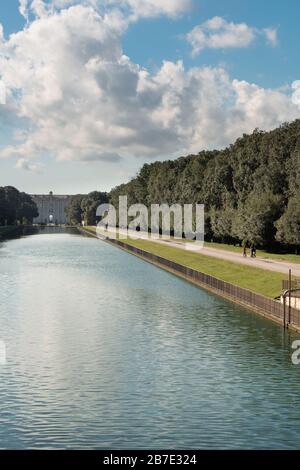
[123,0,299,89]
[0,0,299,194]
[3,0,298,88]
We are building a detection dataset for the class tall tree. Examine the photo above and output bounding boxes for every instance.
[65,195,85,225]
[17,193,38,224]
[81,191,109,226]
[275,196,300,249]
[4,186,20,225]
[107,119,300,250]
[232,191,283,246]
[0,188,7,225]
[0,187,38,226]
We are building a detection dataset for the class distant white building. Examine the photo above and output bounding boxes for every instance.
[31,191,72,225]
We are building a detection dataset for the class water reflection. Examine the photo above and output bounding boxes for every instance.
[0,231,299,449]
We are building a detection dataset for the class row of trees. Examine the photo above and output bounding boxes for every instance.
[65,191,108,226]
[0,186,38,225]
[108,120,300,251]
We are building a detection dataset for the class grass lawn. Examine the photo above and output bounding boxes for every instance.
[84,226,300,264]
[84,226,285,299]
[204,241,300,264]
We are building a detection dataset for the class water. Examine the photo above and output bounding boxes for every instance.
[0,231,300,450]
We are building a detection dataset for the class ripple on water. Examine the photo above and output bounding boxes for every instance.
[0,232,299,449]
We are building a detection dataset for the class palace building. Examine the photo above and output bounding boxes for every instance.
[31,192,72,225]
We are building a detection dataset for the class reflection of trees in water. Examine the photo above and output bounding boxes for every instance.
[0,226,80,242]
[35,226,79,235]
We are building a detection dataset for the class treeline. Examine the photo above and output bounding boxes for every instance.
[0,186,38,225]
[108,120,300,251]
[65,191,108,226]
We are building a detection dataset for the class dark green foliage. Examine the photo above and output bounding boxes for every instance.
[65,194,85,226]
[65,192,109,226]
[108,120,300,250]
[81,191,109,226]
[17,192,39,224]
[0,187,38,225]
[232,191,283,246]
[0,188,7,225]
[210,206,236,244]
[275,196,300,249]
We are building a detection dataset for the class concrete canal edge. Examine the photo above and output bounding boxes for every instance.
[78,227,300,334]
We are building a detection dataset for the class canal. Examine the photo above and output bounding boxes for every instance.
[0,230,299,449]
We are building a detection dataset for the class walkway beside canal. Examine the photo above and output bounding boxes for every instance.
[160,240,300,277]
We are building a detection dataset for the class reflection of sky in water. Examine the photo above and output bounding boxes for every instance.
[0,341,6,365]
[0,232,300,450]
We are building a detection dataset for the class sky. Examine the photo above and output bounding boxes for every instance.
[0,0,299,194]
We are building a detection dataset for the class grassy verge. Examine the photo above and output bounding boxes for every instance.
[84,227,285,299]
[204,240,300,264]
[83,226,300,264]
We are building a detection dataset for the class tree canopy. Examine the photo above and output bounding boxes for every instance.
[0,187,38,225]
[65,192,109,226]
[108,120,300,251]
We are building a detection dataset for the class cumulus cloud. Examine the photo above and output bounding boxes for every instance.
[292,81,300,107]
[152,62,299,154]
[0,4,298,171]
[116,0,192,20]
[15,158,43,173]
[0,80,6,105]
[19,0,192,23]
[186,16,278,55]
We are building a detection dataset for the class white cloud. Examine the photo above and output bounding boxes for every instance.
[264,27,278,46]
[150,62,299,153]
[292,81,300,108]
[0,4,298,172]
[186,17,256,55]
[15,158,43,173]
[19,0,29,19]
[186,16,278,56]
[19,0,192,23]
[0,79,6,104]
[116,0,192,19]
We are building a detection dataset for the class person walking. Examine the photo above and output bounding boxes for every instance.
[242,241,247,257]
